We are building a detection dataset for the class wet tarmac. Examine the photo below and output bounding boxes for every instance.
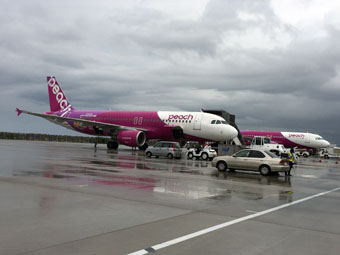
[0,140,339,255]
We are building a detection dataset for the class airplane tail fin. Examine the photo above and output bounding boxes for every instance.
[47,76,73,113]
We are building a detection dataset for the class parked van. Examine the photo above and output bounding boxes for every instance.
[145,141,182,159]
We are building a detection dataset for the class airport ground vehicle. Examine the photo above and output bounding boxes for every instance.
[318,147,340,159]
[295,149,310,158]
[186,146,217,160]
[211,149,290,176]
[145,141,182,159]
[249,136,287,153]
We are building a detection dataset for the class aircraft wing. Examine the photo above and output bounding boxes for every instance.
[16,108,148,133]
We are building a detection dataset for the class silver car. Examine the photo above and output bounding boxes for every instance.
[211,149,290,176]
[145,141,182,159]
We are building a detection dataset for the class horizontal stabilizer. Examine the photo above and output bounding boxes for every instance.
[16,108,23,116]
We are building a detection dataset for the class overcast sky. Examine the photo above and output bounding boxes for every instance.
[1,0,340,145]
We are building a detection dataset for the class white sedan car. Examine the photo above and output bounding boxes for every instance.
[212,149,290,176]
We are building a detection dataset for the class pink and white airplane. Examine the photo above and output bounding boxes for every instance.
[241,130,330,150]
[16,76,238,149]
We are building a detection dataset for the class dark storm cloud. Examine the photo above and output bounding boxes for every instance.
[1,0,340,145]
[21,89,49,106]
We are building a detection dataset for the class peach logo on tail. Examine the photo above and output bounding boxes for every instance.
[48,77,72,115]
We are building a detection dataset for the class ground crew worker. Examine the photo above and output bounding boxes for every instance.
[286,148,294,176]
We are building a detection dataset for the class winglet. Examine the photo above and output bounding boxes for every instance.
[16,108,23,116]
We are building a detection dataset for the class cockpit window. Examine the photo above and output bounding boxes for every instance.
[211,119,228,125]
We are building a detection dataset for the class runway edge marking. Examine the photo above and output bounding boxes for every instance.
[127,186,340,255]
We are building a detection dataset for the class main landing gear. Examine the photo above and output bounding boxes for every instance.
[138,143,148,151]
[107,140,119,149]
[107,140,149,150]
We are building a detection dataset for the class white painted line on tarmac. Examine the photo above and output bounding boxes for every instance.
[246,210,258,213]
[299,174,318,179]
[127,186,340,255]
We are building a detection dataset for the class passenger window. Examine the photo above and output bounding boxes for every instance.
[211,120,216,124]
[234,150,250,157]
[216,120,221,124]
[264,138,270,144]
[255,138,262,145]
[154,143,162,148]
[249,150,265,158]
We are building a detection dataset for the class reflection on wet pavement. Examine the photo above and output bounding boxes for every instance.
[1,141,340,255]
[1,140,339,203]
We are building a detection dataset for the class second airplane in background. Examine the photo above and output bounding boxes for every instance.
[241,130,330,150]
[17,77,238,149]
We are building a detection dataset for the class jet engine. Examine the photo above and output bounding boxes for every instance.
[117,130,146,147]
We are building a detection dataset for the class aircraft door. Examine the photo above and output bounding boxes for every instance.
[305,134,310,144]
[193,114,203,130]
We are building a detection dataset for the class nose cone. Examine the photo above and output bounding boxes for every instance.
[322,140,331,148]
[225,125,238,140]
